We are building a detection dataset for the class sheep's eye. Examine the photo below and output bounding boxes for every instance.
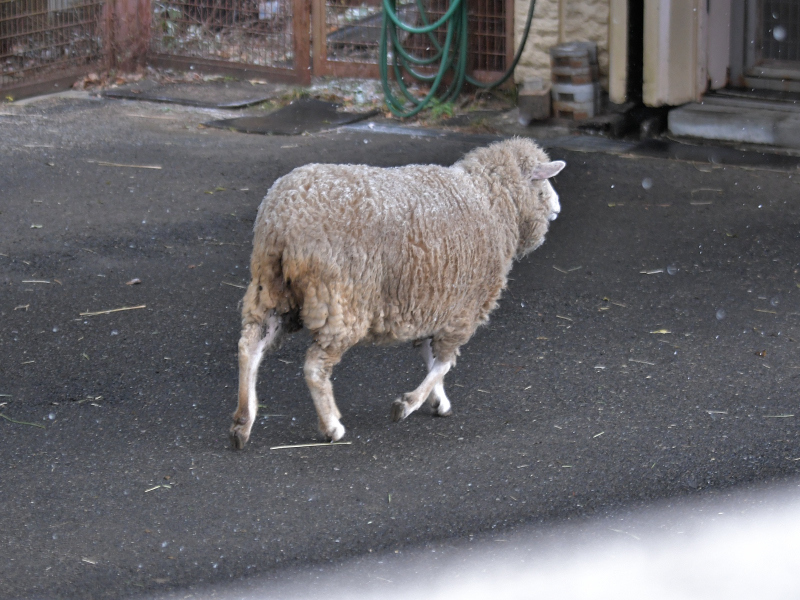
[258,286,263,291]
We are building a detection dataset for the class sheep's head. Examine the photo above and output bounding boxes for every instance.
[509,141,565,257]
[456,138,566,257]
[529,160,566,222]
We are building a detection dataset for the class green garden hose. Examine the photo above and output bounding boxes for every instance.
[380,0,538,118]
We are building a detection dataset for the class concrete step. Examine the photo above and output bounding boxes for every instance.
[668,99,800,149]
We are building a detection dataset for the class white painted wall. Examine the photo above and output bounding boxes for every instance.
[643,0,707,107]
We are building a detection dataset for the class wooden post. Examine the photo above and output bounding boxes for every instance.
[311,0,325,77]
[110,0,151,70]
[293,0,312,84]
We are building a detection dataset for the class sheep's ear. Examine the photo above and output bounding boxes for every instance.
[529,160,566,181]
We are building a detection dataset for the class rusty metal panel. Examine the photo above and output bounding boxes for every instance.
[1,0,106,97]
[467,0,508,73]
[402,0,508,72]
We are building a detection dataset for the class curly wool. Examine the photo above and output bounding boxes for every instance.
[230,138,565,447]
[245,137,558,358]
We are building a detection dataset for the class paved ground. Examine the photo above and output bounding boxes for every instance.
[1,92,799,599]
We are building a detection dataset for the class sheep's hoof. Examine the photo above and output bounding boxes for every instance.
[391,398,408,422]
[428,395,452,417]
[229,427,249,450]
[322,421,346,442]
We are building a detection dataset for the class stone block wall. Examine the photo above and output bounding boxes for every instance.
[514,0,609,88]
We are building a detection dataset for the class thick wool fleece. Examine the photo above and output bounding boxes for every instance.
[243,138,558,361]
[230,138,564,447]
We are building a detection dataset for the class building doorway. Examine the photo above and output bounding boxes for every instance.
[731,0,800,92]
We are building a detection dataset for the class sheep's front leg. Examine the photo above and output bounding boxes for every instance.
[418,338,452,417]
[230,312,282,450]
[391,352,453,422]
[304,343,346,442]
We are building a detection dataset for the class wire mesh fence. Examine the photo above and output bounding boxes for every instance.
[1,0,105,91]
[402,0,507,72]
[323,0,384,64]
[1,0,510,97]
[467,0,507,73]
[316,0,509,78]
[149,0,296,70]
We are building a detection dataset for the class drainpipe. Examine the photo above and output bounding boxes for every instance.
[558,0,567,44]
[558,0,567,43]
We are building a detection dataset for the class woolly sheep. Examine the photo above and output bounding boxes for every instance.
[230,138,566,449]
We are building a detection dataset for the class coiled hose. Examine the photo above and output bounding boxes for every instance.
[379,0,538,118]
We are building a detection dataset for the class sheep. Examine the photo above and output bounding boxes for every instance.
[229,138,565,449]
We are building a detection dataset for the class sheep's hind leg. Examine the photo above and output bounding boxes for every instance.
[418,338,452,417]
[230,312,283,450]
[392,351,453,422]
[304,343,346,442]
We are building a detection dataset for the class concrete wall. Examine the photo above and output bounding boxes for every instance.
[514,0,610,87]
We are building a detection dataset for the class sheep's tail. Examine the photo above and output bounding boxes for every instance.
[241,243,297,329]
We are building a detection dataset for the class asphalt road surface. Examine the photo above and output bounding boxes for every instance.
[1,93,799,599]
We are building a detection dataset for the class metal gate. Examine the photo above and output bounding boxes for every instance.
[2,0,512,99]
[313,0,512,80]
[1,0,106,99]
[147,0,511,84]
[313,0,383,78]
[148,0,310,83]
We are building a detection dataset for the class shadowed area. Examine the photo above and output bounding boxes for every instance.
[206,98,380,134]
[101,79,284,109]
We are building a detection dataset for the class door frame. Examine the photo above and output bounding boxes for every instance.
[731,0,800,91]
